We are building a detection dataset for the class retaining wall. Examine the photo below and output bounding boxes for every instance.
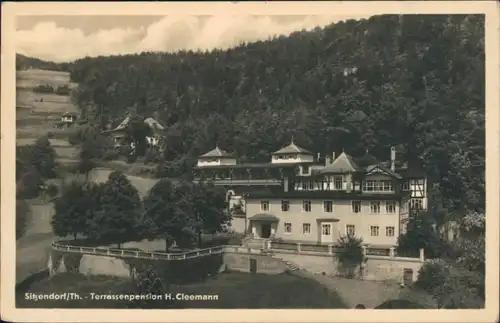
[47,241,423,284]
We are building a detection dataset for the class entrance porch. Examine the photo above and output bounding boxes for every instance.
[247,213,279,239]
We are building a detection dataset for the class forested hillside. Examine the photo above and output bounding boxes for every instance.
[66,14,484,215]
[16,53,69,71]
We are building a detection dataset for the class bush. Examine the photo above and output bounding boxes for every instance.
[16,199,31,240]
[335,234,364,278]
[415,259,449,293]
[46,183,59,198]
[17,167,43,199]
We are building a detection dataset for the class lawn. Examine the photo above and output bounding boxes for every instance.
[17,271,348,308]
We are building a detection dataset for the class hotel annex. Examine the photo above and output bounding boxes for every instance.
[193,141,427,247]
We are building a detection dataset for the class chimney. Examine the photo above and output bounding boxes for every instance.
[317,152,320,162]
[390,146,396,171]
[325,156,331,166]
[332,152,336,162]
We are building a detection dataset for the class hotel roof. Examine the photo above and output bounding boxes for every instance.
[272,141,313,155]
[320,152,360,174]
[199,146,235,158]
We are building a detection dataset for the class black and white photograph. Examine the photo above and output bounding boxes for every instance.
[1,1,499,322]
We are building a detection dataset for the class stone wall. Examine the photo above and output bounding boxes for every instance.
[363,256,423,283]
[269,250,424,283]
[223,251,286,274]
[49,247,287,280]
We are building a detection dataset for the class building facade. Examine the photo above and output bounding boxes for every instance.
[193,142,427,247]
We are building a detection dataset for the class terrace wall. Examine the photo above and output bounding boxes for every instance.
[48,240,423,284]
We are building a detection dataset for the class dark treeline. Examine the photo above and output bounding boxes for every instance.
[16,53,70,71]
[37,15,487,216]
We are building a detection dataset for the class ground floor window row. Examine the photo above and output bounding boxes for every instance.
[261,200,401,214]
[282,222,396,237]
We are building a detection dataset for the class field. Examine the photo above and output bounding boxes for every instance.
[17,271,348,309]
[16,69,79,164]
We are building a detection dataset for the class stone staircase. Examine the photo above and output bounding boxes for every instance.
[242,236,267,250]
[261,250,299,272]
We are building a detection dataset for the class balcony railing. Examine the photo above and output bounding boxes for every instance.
[193,179,282,186]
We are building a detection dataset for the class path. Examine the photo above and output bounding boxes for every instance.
[16,199,55,283]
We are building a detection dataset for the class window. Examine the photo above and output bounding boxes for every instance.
[321,224,332,236]
[363,180,394,192]
[352,201,362,213]
[385,201,396,214]
[302,165,310,175]
[386,226,395,237]
[323,201,333,213]
[303,200,312,212]
[284,222,292,234]
[402,181,409,191]
[411,198,423,210]
[302,223,311,234]
[281,200,290,212]
[370,201,381,214]
[334,176,343,190]
[260,200,270,212]
[370,226,380,236]
[346,225,356,236]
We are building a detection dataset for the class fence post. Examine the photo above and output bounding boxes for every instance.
[297,243,301,253]
[419,248,424,262]
[389,247,395,258]
[328,244,333,255]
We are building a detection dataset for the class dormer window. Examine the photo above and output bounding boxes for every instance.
[301,165,310,175]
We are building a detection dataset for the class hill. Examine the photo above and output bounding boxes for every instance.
[16,53,69,72]
[65,14,484,214]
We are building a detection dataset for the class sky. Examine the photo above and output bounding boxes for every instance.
[16,15,370,62]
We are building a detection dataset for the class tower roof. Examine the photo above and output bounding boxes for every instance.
[354,150,379,167]
[199,146,235,158]
[320,152,360,174]
[272,141,313,155]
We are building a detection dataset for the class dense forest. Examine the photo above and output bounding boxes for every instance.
[22,15,486,218]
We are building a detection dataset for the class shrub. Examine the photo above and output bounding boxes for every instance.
[16,199,31,240]
[415,259,449,293]
[335,234,364,278]
[46,183,59,198]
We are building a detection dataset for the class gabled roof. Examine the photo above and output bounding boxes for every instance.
[61,112,76,117]
[272,141,313,155]
[365,164,403,179]
[320,152,360,174]
[199,146,235,158]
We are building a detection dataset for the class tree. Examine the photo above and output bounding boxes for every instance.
[51,180,101,240]
[16,199,31,240]
[17,166,44,199]
[396,211,442,258]
[335,234,365,278]
[86,171,142,247]
[30,136,58,179]
[190,182,230,247]
[142,179,194,252]
[125,115,153,157]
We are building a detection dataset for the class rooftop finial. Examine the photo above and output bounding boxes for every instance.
[291,135,295,145]
[365,148,369,154]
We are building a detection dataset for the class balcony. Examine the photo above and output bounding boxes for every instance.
[193,178,282,186]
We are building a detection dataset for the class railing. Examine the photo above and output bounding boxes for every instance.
[269,241,424,261]
[193,179,282,186]
[51,241,226,261]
